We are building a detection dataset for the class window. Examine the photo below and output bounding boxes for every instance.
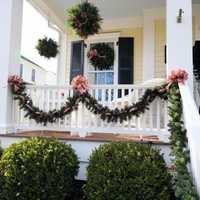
[87,42,115,85]
[86,39,118,101]
[20,64,23,78]
[31,69,36,82]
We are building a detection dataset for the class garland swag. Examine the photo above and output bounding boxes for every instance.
[8,76,167,125]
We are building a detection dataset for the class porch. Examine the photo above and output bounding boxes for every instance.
[1,0,200,196]
[0,0,199,138]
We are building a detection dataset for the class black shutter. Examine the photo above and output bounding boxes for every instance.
[70,40,84,82]
[118,38,134,84]
[193,41,200,81]
[193,41,200,66]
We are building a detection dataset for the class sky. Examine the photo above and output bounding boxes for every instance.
[21,0,59,73]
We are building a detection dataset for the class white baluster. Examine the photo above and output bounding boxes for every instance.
[102,88,105,106]
[156,98,161,131]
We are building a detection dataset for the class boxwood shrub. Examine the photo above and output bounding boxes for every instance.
[0,137,79,200]
[85,142,175,200]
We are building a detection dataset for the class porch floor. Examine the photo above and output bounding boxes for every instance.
[0,131,168,144]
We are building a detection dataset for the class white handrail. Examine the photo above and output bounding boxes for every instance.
[26,84,158,90]
[179,83,200,194]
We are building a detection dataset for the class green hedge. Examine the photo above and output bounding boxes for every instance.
[85,142,175,200]
[0,137,79,200]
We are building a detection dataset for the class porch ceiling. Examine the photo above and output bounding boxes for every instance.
[44,0,200,22]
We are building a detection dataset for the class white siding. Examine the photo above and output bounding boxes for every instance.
[20,56,56,85]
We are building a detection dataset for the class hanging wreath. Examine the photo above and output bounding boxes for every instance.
[36,37,59,59]
[67,1,102,39]
[87,43,114,70]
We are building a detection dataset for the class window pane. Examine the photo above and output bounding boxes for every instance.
[96,73,106,84]
[106,72,114,84]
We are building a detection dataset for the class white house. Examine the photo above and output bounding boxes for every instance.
[0,0,200,193]
[20,55,56,85]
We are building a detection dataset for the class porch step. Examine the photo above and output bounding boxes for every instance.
[3,131,168,145]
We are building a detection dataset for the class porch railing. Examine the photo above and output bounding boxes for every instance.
[13,84,169,142]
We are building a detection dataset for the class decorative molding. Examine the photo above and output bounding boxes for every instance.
[86,32,121,42]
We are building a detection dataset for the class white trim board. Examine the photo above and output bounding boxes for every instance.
[86,32,120,42]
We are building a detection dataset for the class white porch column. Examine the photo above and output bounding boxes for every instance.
[57,32,67,85]
[0,0,23,133]
[166,0,193,89]
[143,11,155,81]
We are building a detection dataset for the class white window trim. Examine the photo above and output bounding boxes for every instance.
[84,32,120,85]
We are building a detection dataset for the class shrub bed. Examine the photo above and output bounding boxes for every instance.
[0,137,79,200]
[85,142,175,200]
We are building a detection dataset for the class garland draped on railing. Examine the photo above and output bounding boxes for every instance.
[8,69,199,199]
[168,82,199,199]
[8,76,167,125]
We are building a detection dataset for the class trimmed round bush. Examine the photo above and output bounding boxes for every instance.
[85,142,175,200]
[0,137,79,200]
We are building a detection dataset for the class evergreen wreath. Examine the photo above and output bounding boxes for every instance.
[36,37,59,59]
[67,1,102,39]
[87,43,115,70]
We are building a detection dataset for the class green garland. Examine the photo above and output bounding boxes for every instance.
[168,82,198,200]
[9,80,167,125]
[87,43,115,70]
[67,2,102,39]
